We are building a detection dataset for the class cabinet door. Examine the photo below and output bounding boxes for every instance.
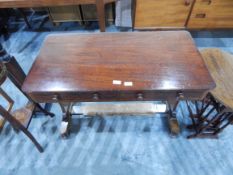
[188,0,233,28]
[134,0,193,29]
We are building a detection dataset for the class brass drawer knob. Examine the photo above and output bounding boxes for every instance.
[184,0,191,6]
[195,13,206,18]
[177,92,184,99]
[93,93,99,100]
[52,94,59,101]
[202,0,211,5]
[137,93,144,100]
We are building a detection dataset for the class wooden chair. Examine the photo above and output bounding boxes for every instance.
[0,64,44,152]
[0,44,54,152]
[186,48,233,138]
[0,63,11,130]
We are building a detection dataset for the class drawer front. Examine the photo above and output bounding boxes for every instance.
[30,90,206,103]
[134,0,194,29]
[188,0,233,28]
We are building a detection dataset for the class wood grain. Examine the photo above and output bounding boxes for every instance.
[134,0,194,29]
[201,48,233,109]
[188,0,233,28]
[22,31,215,103]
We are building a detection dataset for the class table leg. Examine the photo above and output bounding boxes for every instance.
[167,98,181,137]
[186,104,225,139]
[186,94,233,138]
[59,102,72,138]
[96,0,106,32]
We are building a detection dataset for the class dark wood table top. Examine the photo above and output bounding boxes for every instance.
[22,31,215,95]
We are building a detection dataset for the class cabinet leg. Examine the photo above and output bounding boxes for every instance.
[96,0,106,32]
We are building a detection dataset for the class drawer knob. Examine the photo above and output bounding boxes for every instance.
[137,93,144,100]
[177,92,184,99]
[202,0,211,5]
[195,13,206,18]
[93,93,99,100]
[52,94,59,101]
[184,0,191,6]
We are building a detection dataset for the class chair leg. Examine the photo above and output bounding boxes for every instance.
[0,105,43,153]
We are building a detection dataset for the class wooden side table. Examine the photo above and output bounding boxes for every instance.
[186,49,233,138]
[22,31,215,138]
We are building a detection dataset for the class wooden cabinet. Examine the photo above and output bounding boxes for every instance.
[188,0,233,29]
[48,4,114,23]
[81,3,114,22]
[48,6,82,22]
[134,0,194,29]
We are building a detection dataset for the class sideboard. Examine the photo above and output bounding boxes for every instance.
[133,0,233,30]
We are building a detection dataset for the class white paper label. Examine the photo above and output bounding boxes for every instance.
[113,80,122,85]
[124,81,133,86]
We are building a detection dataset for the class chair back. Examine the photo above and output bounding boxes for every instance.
[0,63,7,85]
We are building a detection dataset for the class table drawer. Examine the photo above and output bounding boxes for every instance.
[30,90,206,103]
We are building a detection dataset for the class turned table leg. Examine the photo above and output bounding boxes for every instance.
[58,102,73,138]
[166,92,183,136]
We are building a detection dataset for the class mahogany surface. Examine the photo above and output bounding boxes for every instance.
[22,31,215,103]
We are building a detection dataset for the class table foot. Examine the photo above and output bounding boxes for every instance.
[168,114,180,137]
[59,102,73,138]
[60,121,70,138]
[167,96,182,137]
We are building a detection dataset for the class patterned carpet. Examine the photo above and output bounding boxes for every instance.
[0,13,233,175]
